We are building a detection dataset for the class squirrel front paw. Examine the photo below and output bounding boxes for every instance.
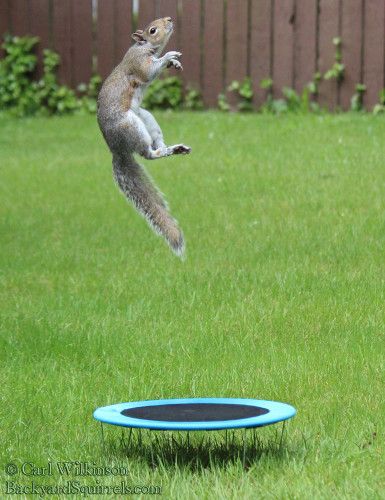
[163,51,182,67]
[165,51,182,60]
[167,58,183,70]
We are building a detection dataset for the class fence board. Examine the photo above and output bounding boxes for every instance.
[272,0,295,97]
[0,0,9,34]
[202,0,224,107]
[9,0,30,35]
[1,0,384,111]
[294,0,317,93]
[137,0,157,30]
[114,0,133,64]
[157,0,178,21]
[30,0,51,77]
[363,0,385,110]
[157,0,179,50]
[250,0,272,107]
[72,0,93,86]
[0,0,10,57]
[180,0,201,89]
[97,0,115,79]
[52,0,73,86]
[226,0,248,107]
[318,0,340,110]
[340,0,363,110]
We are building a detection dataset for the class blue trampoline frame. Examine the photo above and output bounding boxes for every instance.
[93,398,296,431]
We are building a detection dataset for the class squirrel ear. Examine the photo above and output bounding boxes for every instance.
[132,30,145,43]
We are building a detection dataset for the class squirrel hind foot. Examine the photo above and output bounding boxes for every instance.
[171,144,191,155]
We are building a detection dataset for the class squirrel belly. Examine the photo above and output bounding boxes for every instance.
[96,17,190,257]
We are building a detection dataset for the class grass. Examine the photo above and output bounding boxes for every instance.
[1,111,384,499]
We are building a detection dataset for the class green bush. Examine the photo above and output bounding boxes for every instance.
[373,89,385,115]
[324,37,345,83]
[227,77,254,111]
[77,75,102,113]
[0,35,40,115]
[0,35,199,116]
[2,34,384,117]
[183,86,204,110]
[142,76,183,110]
[351,84,366,112]
[217,92,230,112]
[0,34,99,117]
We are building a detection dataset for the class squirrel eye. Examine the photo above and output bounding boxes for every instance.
[149,27,157,35]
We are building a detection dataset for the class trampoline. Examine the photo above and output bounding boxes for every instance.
[94,398,296,464]
[93,397,296,431]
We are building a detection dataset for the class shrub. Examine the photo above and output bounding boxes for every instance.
[0,35,40,115]
[351,84,366,112]
[373,89,385,115]
[0,34,99,117]
[227,77,254,111]
[142,76,183,110]
[183,86,204,110]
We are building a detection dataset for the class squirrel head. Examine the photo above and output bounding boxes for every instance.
[132,17,173,55]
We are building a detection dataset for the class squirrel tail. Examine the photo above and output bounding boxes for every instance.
[112,154,185,257]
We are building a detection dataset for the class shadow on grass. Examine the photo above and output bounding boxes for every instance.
[99,425,292,470]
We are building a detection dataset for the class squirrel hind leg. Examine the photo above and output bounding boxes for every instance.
[124,113,172,160]
[143,143,191,160]
[122,112,191,160]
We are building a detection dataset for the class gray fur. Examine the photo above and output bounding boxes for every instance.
[97,17,190,257]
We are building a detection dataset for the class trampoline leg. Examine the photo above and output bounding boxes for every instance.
[100,422,105,451]
[242,428,247,469]
[149,430,155,467]
[225,429,228,451]
[127,427,133,449]
[186,431,190,449]
[279,421,286,450]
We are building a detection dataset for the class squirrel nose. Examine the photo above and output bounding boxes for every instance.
[165,17,172,22]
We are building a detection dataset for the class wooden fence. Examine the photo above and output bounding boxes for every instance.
[1,0,384,110]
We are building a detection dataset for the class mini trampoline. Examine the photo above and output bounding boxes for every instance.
[93,397,296,431]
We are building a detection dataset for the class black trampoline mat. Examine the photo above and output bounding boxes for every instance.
[121,403,270,422]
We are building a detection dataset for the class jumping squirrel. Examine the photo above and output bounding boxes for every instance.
[97,17,191,257]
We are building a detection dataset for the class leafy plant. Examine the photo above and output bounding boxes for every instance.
[282,87,301,112]
[306,72,322,96]
[78,74,102,113]
[0,34,40,115]
[324,37,345,82]
[259,78,277,113]
[217,92,230,112]
[268,99,288,114]
[36,49,79,115]
[0,34,100,116]
[184,86,203,110]
[351,83,366,112]
[142,76,183,110]
[379,88,385,105]
[227,77,254,111]
[373,88,385,115]
[260,78,273,91]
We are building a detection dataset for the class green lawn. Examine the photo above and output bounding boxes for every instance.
[1,112,384,499]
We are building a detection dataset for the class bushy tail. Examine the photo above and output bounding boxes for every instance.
[112,153,185,257]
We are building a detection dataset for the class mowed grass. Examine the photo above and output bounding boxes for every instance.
[1,111,384,499]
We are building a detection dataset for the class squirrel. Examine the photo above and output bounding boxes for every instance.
[97,17,191,257]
